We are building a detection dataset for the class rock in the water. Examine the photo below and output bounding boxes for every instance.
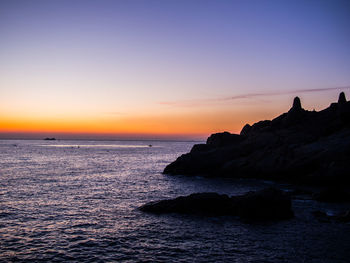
[44,137,56,141]
[312,210,350,223]
[336,210,350,222]
[235,188,294,221]
[139,192,233,215]
[139,188,294,222]
[313,187,350,203]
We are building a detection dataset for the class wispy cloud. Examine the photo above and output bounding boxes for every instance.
[159,86,350,107]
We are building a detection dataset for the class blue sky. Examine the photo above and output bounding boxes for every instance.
[1,0,350,138]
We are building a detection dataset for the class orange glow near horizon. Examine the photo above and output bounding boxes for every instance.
[1,90,346,140]
[0,107,280,139]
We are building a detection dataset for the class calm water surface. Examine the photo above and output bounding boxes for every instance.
[0,140,349,262]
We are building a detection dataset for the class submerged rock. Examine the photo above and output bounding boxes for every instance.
[312,210,350,223]
[234,188,294,221]
[312,187,350,203]
[139,188,293,222]
[164,93,350,186]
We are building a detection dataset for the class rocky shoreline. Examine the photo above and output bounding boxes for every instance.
[139,93,350,223]
[139,186,350,222]
[139,185,350,223]
[163,92,350,186]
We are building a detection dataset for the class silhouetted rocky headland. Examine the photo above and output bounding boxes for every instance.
[139,187,293,222]
[164,92,350,185]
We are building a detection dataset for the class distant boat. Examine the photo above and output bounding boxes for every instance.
[44,138,56,141]
[148,145,152,147]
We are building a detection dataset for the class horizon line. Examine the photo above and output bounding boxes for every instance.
[0,131,208,141]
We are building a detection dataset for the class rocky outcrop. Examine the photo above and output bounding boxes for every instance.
[339,92,346,104]
[140,192,233,215]
[139,188,293,222]
[206,132,243,147]
[164,92,350,185]
[312,210,350,223]
[312,187,350,203]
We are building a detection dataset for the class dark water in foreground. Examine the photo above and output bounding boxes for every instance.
[0,140,350,262]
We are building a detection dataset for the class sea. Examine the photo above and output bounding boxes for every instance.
[1,139,350,262]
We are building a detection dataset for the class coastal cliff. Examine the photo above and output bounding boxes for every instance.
[164,92,350,185]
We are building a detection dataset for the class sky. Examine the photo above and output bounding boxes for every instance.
[1,0,350,140]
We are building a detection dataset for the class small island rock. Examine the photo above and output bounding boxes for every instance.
[139,188,294,222]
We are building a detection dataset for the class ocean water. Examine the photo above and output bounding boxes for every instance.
[1,140,350,262]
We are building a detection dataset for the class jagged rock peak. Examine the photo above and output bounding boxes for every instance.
[292,96,302,110]
[240,124,252,136]
[338,92,346,104]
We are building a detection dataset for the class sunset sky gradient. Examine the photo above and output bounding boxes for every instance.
[1,0,350,140]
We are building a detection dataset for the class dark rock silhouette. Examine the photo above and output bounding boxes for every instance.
[140,192,232,215]
[44,138,56,141]
[291,96,302,110]
[338,92,346,104]
[312,187,350,203]
[206,131,243,147]
[164,93,350,185]
[312,210,350,223]
[139,187,293,222]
